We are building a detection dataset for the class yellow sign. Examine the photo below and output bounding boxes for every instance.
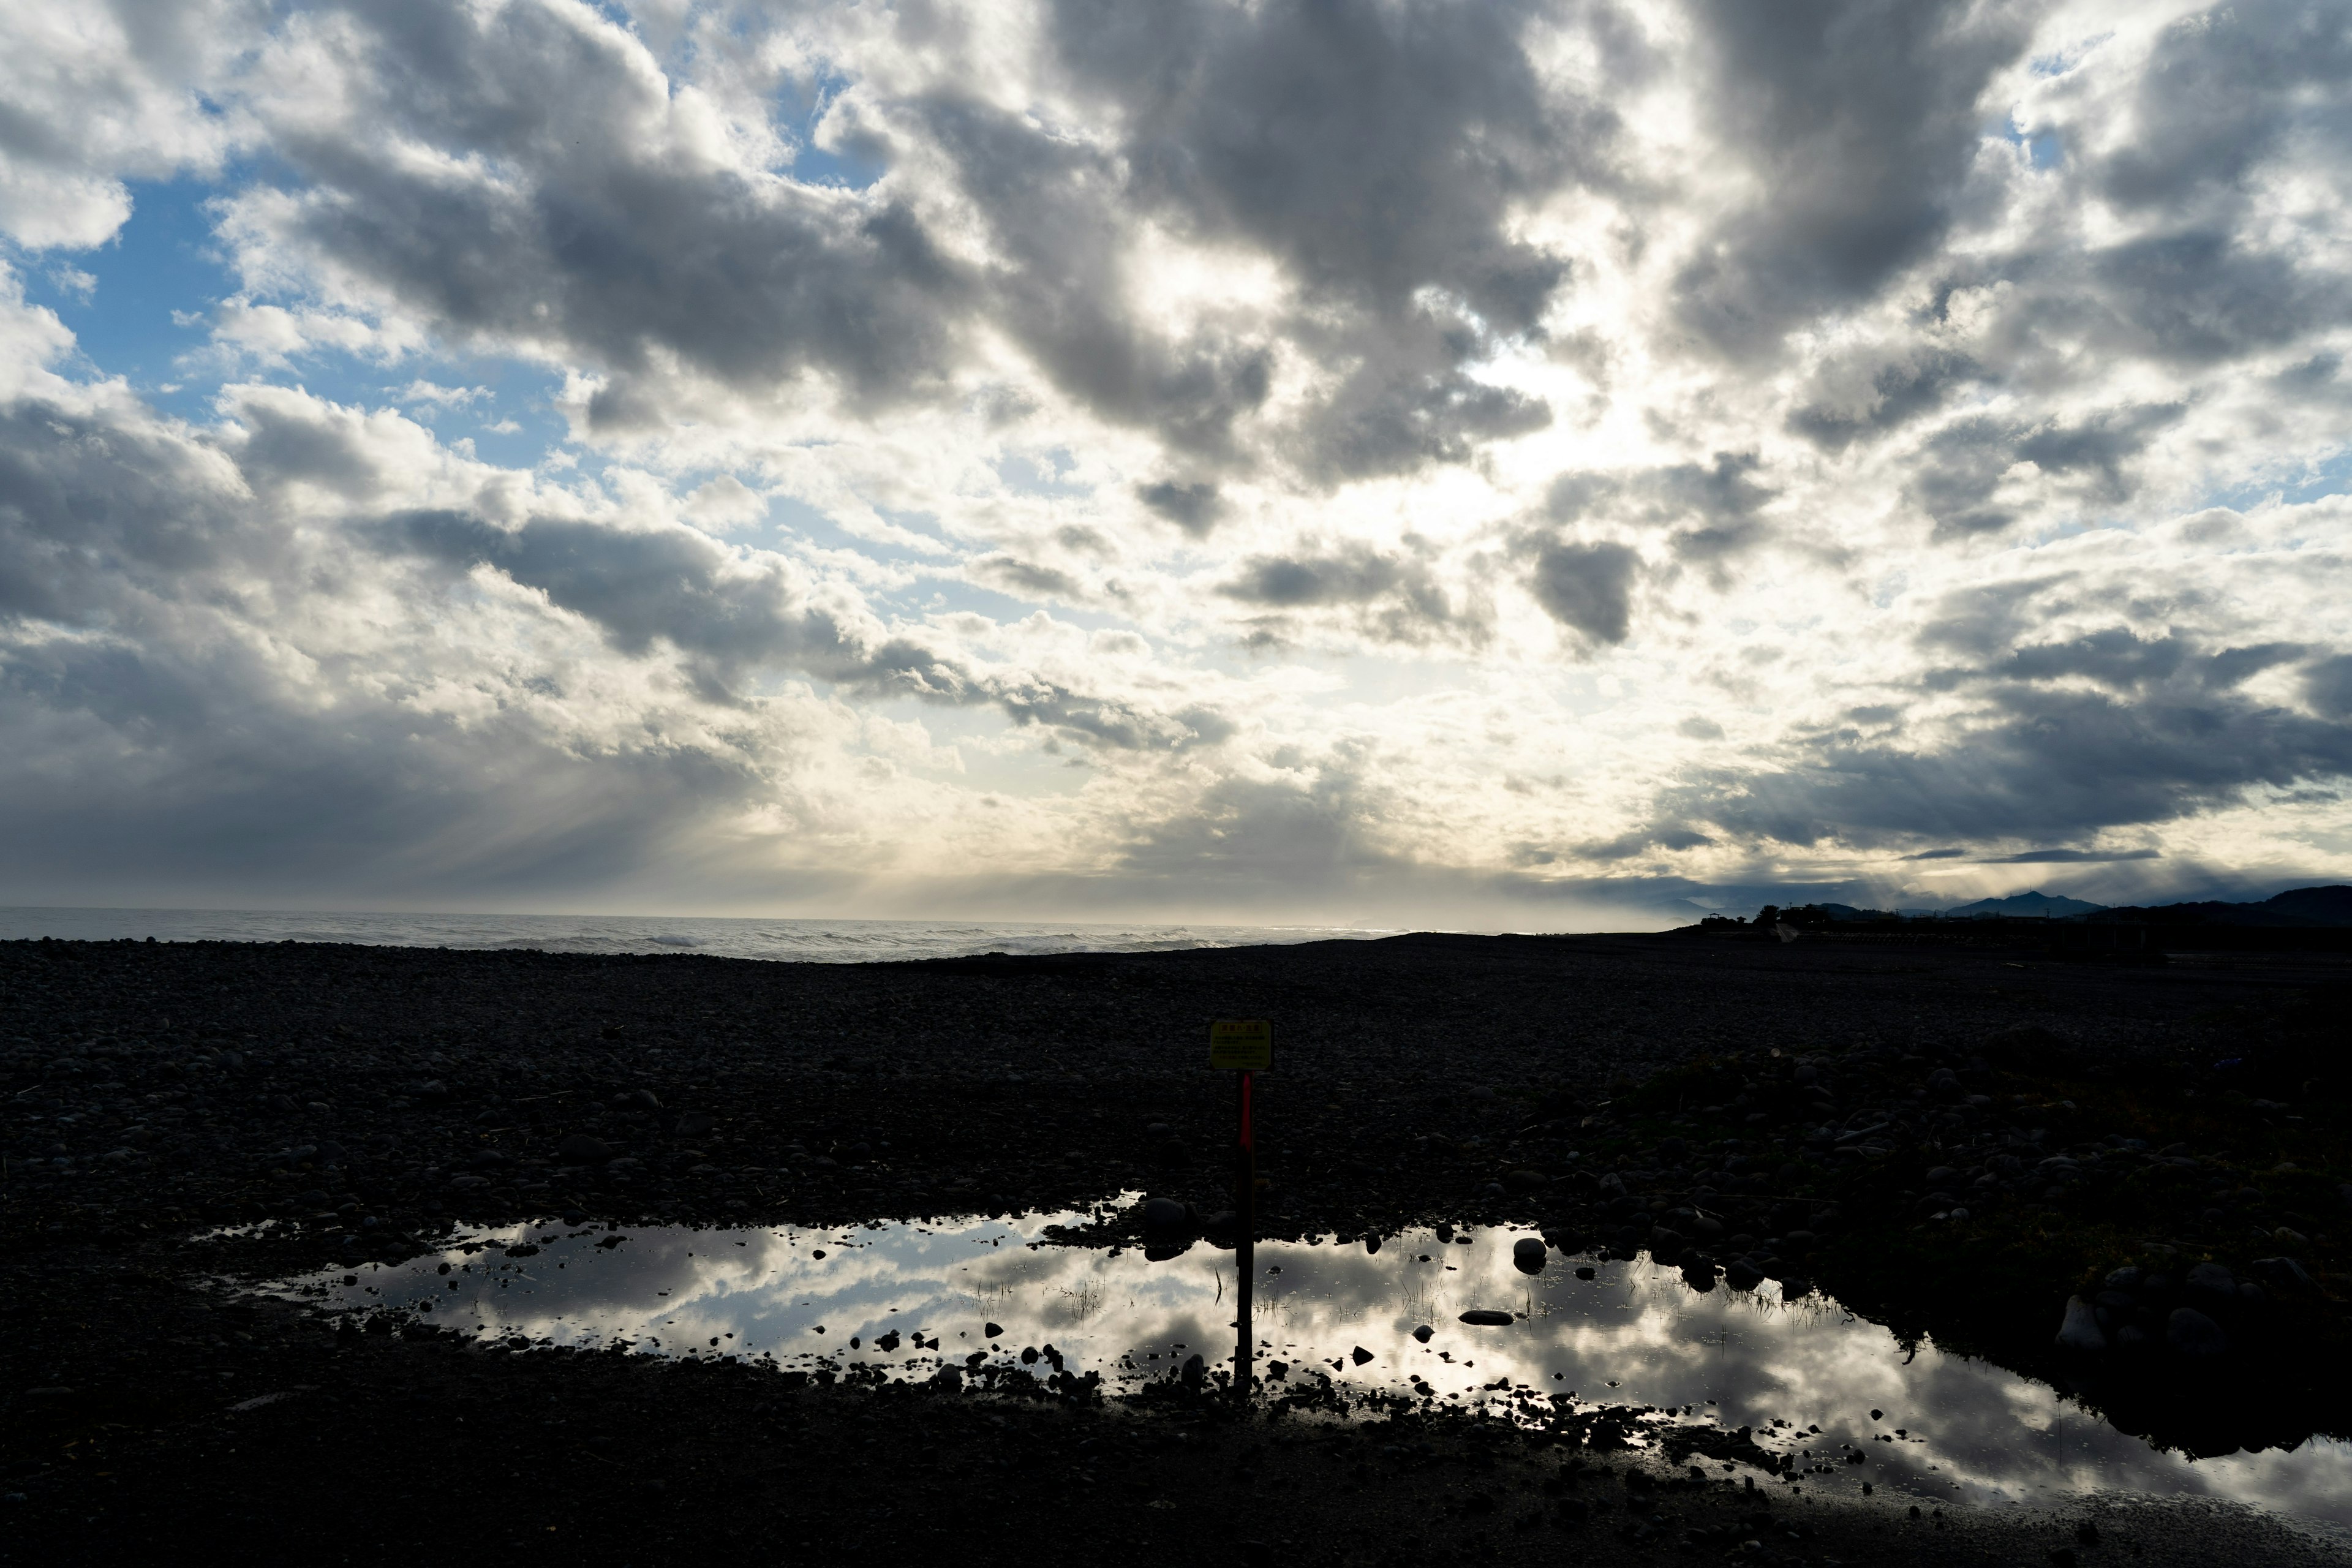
[1210,1019,1272,1071]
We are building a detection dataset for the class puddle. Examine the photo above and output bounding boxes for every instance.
[258,1206,2352,1534]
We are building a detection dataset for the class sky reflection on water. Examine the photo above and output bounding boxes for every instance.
[268,1207,2352,1532]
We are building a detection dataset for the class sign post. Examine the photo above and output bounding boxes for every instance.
[1209,1020,1271,1403]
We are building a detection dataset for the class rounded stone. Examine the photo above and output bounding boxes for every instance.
[2166,1307,2229,1359]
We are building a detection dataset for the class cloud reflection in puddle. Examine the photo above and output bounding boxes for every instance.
[267,1206,2352,1531]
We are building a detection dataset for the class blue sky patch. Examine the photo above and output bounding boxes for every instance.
[24,178,230,417]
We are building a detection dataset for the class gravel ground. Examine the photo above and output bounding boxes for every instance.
[4,932,2348,1564]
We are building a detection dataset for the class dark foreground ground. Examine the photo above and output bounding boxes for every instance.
[3,930,2348,1565]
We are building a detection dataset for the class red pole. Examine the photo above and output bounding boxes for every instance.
[1235,1068,1254,1401]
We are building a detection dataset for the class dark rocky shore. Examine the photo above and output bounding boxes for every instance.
[4,931,2348,1564]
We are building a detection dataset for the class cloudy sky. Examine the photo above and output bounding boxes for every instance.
[1,0,2348,924]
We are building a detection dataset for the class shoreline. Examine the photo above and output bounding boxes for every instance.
[0,907,1415,965]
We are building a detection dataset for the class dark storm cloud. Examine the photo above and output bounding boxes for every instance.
[0,627,763,900]
[2095,1,2352,219]
[1037,0,1612,478]
[1977,847,2159,864]
[1048,0,1607,326]
[1540,452,1777,568]
[906,93,1278,461]
[388,507,1227,747]
[1787,347,1981,450]
[2011,404,2186,502]
[1106,760,1728,916]
[2204,643,2306,689]
[1300,345,1553,480]
[0,394,782,900]
[1219,546,1409,608]
[990,684,1235,753]
[388,508,930,692]
[1683,0,2352,552]
[2000,628,2185,688]
[1902,404,2183,539]
[1660,684,2352,848]
[1574,824,1715,861]
[2275,352,2346,398]
[1926,620,2321,701]
[1905,416,2022,538]
[1877,7,2352,409]
[2073,230,2348,366]
[1526,539,1638,646]
[1914,576,2068,660]
[1114,761,1386,888]
[2307,655,2352,720]
[1135,480,1224,536]
[971,554,1084,601]
[0,401,246,621]
[1214,540,1475,644]
[1643,451,1776,561]
[1672,0,2034,356]
[1515,450,1774,644]
[246,2,973,421]
[1891,239,2352,432]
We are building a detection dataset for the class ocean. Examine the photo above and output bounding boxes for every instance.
[0,907,1390,964]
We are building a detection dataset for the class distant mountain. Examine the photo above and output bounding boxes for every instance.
[2262,885,2352,924]
[1941,890,2106,919]
[1687,884,2352,930]
[2092,884,2352,928]
[1647,898,1722,922]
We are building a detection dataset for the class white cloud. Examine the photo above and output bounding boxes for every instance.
[0,0,2348,919]
[0,1,263,249]
[396,379,489,407]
